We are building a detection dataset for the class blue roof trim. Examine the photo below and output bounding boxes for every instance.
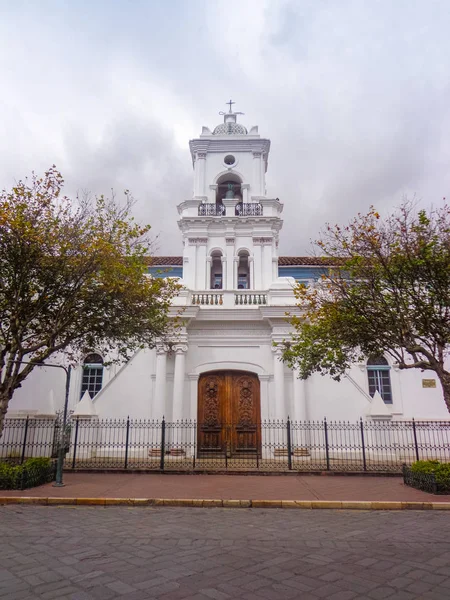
[278,266,327,281]
[148,266,183,278]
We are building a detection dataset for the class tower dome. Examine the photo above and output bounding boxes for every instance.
[213,121,248,135]
[213,100,247,135]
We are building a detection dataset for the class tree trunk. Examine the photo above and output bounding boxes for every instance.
[436,371,450,414]
[0,390,12,440]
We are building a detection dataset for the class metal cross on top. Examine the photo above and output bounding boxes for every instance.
[226,99,235,112]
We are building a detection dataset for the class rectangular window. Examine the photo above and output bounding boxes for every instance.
[368,368,393,404]
[80,366,103,399]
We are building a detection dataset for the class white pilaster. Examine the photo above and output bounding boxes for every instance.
[242,183,250,203]
[188,373,200,422]
[292,369,306,421]
[249,256,254,290]
[272,348,285,421]
[172,345,188,422]
[233,256,239,289]
[225,238,235,290]
[194,152,206,196]
[262,240,273,289]
[205,256,212,289]
[209,184,217,203]
[253,243,262,289]
[154,346,167,420]
[221,256,227,289]
[252,152,262,196]
[196,242,207,289]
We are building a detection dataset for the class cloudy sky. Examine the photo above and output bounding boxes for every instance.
[1,0,449,255]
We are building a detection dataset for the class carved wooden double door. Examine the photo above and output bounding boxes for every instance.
[198,371,261,456]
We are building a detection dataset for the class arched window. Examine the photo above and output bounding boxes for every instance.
[210,250,223,289]
[367,355,392,404]
[237,250,250,289]
[216,173,242,204]
[80,353,104,399]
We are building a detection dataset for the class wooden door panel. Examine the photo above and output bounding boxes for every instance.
[197,373,225,452]
[231,374,260,453]
[198,371,261,455]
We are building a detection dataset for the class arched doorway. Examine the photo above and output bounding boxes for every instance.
[197,371,261,456]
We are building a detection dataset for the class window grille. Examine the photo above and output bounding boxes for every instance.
[367,355,392,404]
[80,353,104,399]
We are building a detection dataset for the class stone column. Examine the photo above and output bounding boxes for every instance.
[272,348,285,421]
[154,345,167,420]
[292,369,306,422]
[172,345,188,422]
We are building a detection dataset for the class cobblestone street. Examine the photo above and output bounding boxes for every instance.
[1,506,450,600]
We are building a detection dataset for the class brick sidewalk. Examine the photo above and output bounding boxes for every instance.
[2,472,450,502]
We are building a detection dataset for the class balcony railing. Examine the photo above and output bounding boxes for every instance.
[191,291,267,307]
[235,293,267,305]
[198,203,226,216]
[235,202,263,216]
[192,293,223,306]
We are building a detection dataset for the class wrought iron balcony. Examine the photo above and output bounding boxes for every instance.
[235,202,263,216]
[198,203,226,216]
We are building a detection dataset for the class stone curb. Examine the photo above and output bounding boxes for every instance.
[1,497,450,510]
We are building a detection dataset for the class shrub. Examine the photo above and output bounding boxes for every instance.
[409,460,450,494]
[0,457,55,490]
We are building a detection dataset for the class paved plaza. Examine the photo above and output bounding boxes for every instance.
[2,472,450,502]
[1,506,450,600]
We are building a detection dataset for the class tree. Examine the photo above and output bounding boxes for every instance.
[0,167,179,435]
[282,201,450,412]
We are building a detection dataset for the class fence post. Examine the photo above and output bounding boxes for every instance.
[71,417,79,469]
[124,416,130,470]
[160,417,166,471]
[412,418,420,462]
[287,417,292,470]
[360,418,367,472]
[20,416,30,465]
[324,418,330,471]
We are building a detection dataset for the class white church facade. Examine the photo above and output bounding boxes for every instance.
[8,106,450,441]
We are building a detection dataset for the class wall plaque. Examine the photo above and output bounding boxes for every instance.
[422,379,436,388]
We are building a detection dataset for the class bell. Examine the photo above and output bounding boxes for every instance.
[225,183,234,199]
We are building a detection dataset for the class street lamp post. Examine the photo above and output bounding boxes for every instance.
[54,365,71,487]
[13,360,72,487]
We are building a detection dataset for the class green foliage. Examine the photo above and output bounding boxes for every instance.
[411,460,450,492]
[0,167,180,431]
[0,457,54,490]
[282,201,450,412]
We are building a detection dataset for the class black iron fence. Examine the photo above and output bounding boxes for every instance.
[1,416,449,473]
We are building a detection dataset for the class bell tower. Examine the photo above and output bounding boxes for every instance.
[177,102,283,292]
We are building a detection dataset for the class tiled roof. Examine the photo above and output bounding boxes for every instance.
[147,256,335,267]
[278,256,336,266]
[146,256,183,266]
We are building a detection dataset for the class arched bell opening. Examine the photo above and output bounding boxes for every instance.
[237,249,250,289]
[216,173,242,204]
[210,250,223,289]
